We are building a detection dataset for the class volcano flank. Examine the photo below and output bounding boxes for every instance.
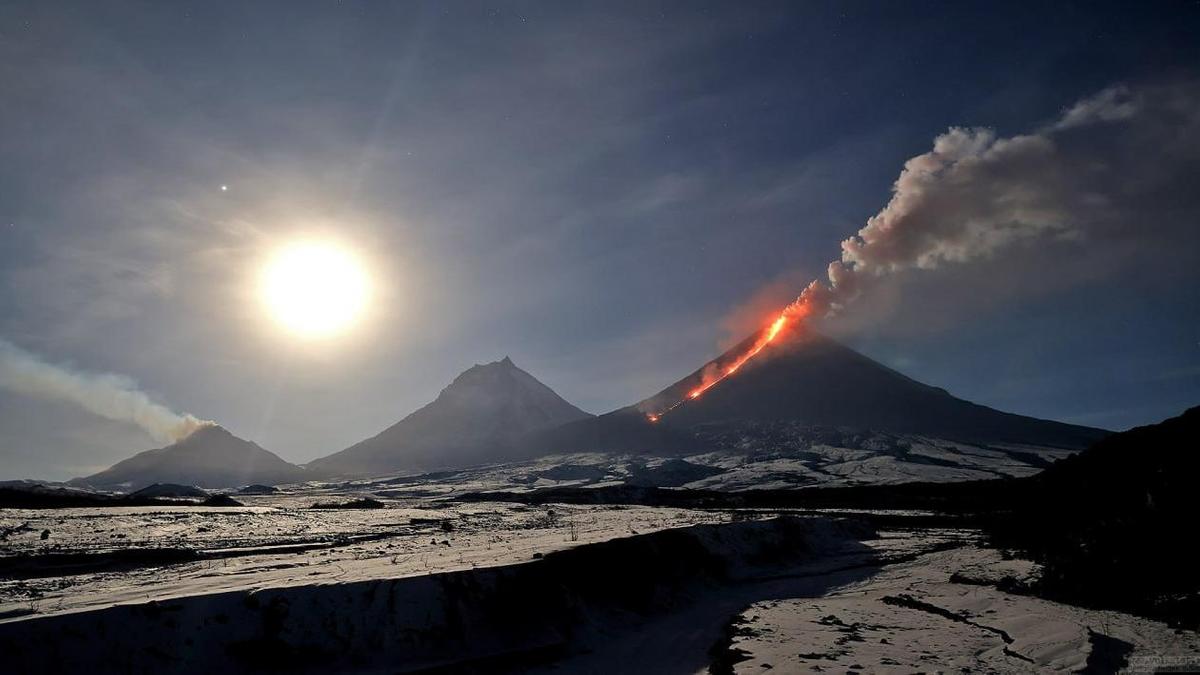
[531,326,1107,457]
[73,424,305,492]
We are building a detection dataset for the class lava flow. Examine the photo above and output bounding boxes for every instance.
[647,297,814,422]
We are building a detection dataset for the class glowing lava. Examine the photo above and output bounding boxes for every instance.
[646,298,814,423]
[685,313,788,399]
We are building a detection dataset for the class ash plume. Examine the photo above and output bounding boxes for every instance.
[0,338,210,442]
[789,80,1200,320]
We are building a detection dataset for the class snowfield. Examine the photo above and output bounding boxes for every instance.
[2,487,1196,673]
[720,546,1200,673]
[0,497,728,620]
[290,427,1082,500]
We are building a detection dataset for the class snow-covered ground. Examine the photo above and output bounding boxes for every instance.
[684,422,1078,489]
[3,486,1195,673]
[0,514,882,673]
[306,428,1080,499]
[720,546,1200,673]
[0,498,728,620]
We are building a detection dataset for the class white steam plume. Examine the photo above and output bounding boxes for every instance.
[790,80,1200,319]
[0,338,209,443]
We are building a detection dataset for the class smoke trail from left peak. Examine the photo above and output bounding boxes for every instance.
[0,338,209,443]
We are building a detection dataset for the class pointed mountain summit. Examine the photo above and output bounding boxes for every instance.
[308,357,592,477]
[73,424,304,492]
[533,325,1106,455]
[638,328,1105,447]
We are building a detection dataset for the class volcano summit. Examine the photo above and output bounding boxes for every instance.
[517,325,1107,488]
[73,424,305,492]
[638,327,1103,448]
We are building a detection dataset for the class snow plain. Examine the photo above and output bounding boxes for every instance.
[1,497,727,620]
[1,460,1196,673]
[721,546,1200,673]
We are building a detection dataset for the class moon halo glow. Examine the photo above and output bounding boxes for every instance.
[260,241,371,339]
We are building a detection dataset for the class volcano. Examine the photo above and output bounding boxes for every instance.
[531,327,1106,456]
[642,329,1105,446]
[308,357,592,477]
[73,424,305,492]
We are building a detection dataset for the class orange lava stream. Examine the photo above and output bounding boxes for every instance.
[647,305,803,423]
[686,313,788,400]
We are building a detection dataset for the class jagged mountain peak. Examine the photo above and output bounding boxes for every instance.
[443,356,533,391]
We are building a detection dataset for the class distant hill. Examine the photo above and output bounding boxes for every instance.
[127,483,208,499]
[534,327,1105,455]
[308,357,592,477]
[72,424,304,492]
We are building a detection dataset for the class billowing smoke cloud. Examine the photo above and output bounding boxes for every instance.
[790,80,1200,319]
[0,338,210,443]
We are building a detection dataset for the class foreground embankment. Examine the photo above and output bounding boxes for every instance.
[0,516,875,674]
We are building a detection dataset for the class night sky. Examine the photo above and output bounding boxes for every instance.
[2,1,1198,479]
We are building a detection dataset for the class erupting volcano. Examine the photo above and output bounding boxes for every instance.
[646,296,818,422]
[527,319,1105,462]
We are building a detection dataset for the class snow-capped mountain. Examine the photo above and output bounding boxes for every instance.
[308,357,592,477]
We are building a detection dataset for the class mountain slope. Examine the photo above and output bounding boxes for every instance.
[308,357,592,477]
[642,328,1105,447]
[532,326,1105,456]
[73,424,304,491]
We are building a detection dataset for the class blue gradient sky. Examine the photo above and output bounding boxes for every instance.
[2,1,1198,479]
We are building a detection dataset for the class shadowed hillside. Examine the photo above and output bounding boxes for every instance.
[529,328,1106,457]
[309,357,592,477]
[642,328,1106,447]
[72,425,303,492]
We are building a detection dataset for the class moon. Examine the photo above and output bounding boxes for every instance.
[260,241,371,339]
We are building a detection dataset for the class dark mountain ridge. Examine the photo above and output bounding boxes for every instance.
[72,424,304,492]
[645,328,1105,447]
[533,326,1105,456]
[308,357,592,477]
